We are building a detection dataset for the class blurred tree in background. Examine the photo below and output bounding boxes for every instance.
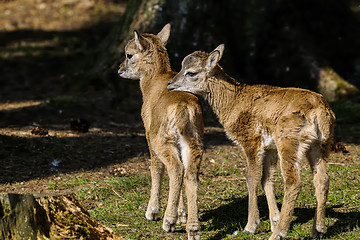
[100,0,360,102]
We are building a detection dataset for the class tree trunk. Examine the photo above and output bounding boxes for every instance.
[0,193,123,240]
[96,0,360,102]
[91,0,164,89]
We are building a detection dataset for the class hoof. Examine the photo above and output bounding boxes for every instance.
[177,208,187,224]
[243,220,260,234]
[163,217,177,232]
[311,228,325,239]
[145,207,160,221]
[187,222,200,240]
[269,232,286,240]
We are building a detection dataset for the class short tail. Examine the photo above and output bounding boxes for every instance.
[315,106,336,157]
[177,106,203,139]
[316,107,336,143]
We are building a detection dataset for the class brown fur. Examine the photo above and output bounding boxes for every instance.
[118,24,204,240]
[168,44,335,240]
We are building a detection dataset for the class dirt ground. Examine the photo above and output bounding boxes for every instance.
[0,0,141,189]
[0,0,239,193]
[0,0,358,202]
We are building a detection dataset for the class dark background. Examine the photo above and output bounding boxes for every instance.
[0,0,359,185]
[119,0,360,91]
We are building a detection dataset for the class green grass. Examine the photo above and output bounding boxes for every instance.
[48,175,89,189]
[49,163,360,239]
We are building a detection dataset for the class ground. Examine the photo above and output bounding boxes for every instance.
[0,1,360,239]
[0,0,242,195]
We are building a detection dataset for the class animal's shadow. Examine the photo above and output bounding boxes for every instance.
[201,195,360,240]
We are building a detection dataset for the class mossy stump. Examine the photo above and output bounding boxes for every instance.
[317,67,359,102]
[0,193,123,240]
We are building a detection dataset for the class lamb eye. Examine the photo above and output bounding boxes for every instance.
[126,54,133,59]
[186,72,197,77]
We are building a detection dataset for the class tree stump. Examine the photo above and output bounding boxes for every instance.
[0,193,123,240]
[317,67,359,102]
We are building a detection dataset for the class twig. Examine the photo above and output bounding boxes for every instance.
[112,188,122,199]
[212,177,246,182]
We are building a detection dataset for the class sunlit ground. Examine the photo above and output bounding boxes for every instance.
[0,100,45,111]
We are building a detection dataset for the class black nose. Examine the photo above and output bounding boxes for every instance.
[167,85,174,91]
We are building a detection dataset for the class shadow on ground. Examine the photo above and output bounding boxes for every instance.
[200,194,360,240]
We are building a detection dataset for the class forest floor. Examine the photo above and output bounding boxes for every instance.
[1,0,360,239]
[0,0,235,191]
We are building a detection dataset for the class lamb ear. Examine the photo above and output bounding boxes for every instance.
[157,23,171,45]
[214,44,225,60]
[206,50,221,72]
[206,44,225,71]
[134,30,149,51]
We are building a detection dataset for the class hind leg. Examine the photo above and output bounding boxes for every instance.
[183,144,202,240]
[243,146,263,234]
[270,139,302,240]
[146,145,165,221]
[177,189,187,225]
[176,134,203,239]
[308,146,329,238]
[153,143,184,233]
[261,150,280,232]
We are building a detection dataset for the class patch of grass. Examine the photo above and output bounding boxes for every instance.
[213,156,231,177]
[211,150,243,177]
[76,176,155,239]
[55,162,360,239]
[48,175,89,189]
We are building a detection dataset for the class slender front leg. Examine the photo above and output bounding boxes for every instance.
[146,153,165,221]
